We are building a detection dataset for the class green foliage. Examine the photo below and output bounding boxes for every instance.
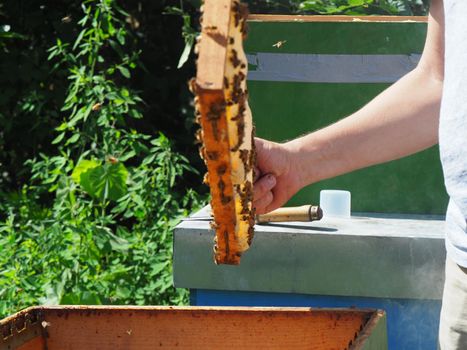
[0,0,205,318]
[245,0,428,14]
[296,0,428,15]
[76,160,129,201]
[165,6,198,69]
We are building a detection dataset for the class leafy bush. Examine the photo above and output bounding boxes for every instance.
[246,0,428,15]
[296,0,428,15]
[0,0,204,318]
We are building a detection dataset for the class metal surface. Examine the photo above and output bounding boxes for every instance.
[246,53,420,83]
[174,206,446,300]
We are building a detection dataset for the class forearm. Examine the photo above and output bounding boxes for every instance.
[252,0,443,214]
[288,66,443,187]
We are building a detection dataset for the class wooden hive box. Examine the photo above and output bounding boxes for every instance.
[1,306,386,350]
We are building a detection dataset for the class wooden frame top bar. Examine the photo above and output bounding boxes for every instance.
[196,0,232,90]
[248,14,428,23]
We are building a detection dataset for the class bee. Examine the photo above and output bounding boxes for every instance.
[125,15,140,30]
[203,172,210,184]
[204,25,218,31]
[108,156,118,164]
[41,321,51,329]
[91,102,102,111]
[230,49,241,67]
[61,15,72,23]
[272,40,287,49]
[195,129,203,144]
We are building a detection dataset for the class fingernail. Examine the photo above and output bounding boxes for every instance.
[267,174,276,187]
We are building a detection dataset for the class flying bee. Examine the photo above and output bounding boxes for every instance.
[61,15,72,23]
[272,40,287,48]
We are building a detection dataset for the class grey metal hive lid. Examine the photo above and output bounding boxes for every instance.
[174,206,446,300]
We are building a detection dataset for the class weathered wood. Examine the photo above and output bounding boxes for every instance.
[0,307,45,350]
[256,205,322,223]
[16,337,45,350]
[351,310,388,350]
[195,0,232,90]
[2,306,387,350]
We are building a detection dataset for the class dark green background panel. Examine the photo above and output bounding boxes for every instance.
[245,21,427,55]
[249,81,390,141]
[245,19,448,214]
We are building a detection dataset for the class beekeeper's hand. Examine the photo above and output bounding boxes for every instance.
[253,138,304,215]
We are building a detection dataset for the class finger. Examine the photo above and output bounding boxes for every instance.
[253,166,261,182]
[253,174,276,202]
[254,137,269,170]
[253,191,273,214]
[263,198,281,215]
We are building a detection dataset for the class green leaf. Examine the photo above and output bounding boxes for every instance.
[116,29,126,45]
[52,132,66,144]
[108,230,130,252]
[80,292,102,305]
[68,104,92,127]
[348,0,365,5]
[60,293,80,305]
[55,122,69,131]
[116,286,131,299]
[119,150,136,162]
[151,262,170,276]
[93,226,130,253]
[80,163,128,201]
[94,228,112,253]
[73,29,86,50]
[60,292,102,305]
[71,159,100,183]
[117,66,130,78]
[121,88,130,97]
[177,38,193,69]
[66,133,80,145]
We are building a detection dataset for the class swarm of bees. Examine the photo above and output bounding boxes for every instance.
[190,0,255,265]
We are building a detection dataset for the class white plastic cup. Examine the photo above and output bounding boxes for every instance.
[320,190,351,218]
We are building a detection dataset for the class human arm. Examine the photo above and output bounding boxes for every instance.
[254,0,445,214]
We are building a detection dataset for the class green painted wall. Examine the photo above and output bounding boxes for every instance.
[245,19,448,214]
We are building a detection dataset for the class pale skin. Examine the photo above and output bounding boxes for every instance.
[253,0,445,215]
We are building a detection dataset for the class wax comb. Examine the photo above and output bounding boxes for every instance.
[191,0,255,265]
